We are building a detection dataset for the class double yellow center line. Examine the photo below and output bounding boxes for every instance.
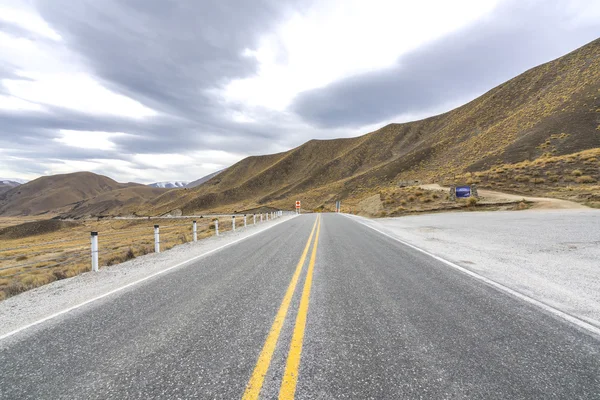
[243,214,322,400]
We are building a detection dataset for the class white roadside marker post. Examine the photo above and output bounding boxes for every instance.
[193,220,197,242]
[154,225,160,253]
[244,214,247,227]
[253,214,256,225]
[215,219,219,236]
[261,213,263,223]
[232,215,236,231]
[90,232,99,272]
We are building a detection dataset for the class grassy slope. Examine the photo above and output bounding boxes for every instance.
[148,38,600,215]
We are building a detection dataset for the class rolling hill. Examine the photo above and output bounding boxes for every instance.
[0,172,168,217]
[145,38,600,215]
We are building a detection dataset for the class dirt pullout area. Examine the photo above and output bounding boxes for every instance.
[351,209,600,329]
[420,184,587,210]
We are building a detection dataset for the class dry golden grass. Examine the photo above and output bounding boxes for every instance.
[0,216,239,300]
[445,148,600,203]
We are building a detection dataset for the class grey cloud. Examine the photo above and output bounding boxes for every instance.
[290,0,600,128]
[35,0,302,119]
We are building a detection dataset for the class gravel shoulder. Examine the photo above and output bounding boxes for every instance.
[0,215,297,338]
[348,209,600,328]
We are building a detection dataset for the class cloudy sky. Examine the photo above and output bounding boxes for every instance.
[0,0,599,184]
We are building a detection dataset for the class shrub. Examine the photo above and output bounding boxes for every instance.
[105,256,122,266]
[52,270,68,280]
[5,281,27,297]
[466,197,478,206]
[515,201,529,210]
[571,170,583,176]
[124,248,135,261]
[531,178,545,184]
[576,176,596,184]
[515,175,530,182]
[16,255,28,261]
[407,195,416,202]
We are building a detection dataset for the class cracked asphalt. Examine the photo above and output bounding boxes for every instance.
[1,213,599,399]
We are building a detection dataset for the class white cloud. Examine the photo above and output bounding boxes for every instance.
[222,0,501,110]
[0,2,62,40]
[3,72,156,118]
[0,94,44,111]
[54,130,129,150]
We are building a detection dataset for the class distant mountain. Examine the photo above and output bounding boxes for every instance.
[149,181,188,189]
[0,178,28,185]
[0,171,166,216]
[186,170,224,188]
[0,179,25,195]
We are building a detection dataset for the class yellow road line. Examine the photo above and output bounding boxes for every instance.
[279,215,322,399]
[242,215,319,400]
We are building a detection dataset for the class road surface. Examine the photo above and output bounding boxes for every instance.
[1,214,599,399]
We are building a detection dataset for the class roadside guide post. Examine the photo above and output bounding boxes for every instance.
[154,225,160,253]
[244,214,247,227]
[296,200,301,214]
[232,215,236,231]
[215,219,219,236]
[90,232,99,272]
[193,220,197,242]
[253,214,256,225]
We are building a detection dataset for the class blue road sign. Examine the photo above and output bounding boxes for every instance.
[456,186,471,198]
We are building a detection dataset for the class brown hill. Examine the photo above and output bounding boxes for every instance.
[0,219,82,239]
[146,38,600,215]
[0,184,14,196]
[0,172,165,216]
[61,185,172,218]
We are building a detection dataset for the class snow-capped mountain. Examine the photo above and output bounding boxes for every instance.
[186,169,225,188]
[0,178,27,185]
[148,181,188,189]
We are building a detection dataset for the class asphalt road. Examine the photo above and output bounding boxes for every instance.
[1,214,599,399]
